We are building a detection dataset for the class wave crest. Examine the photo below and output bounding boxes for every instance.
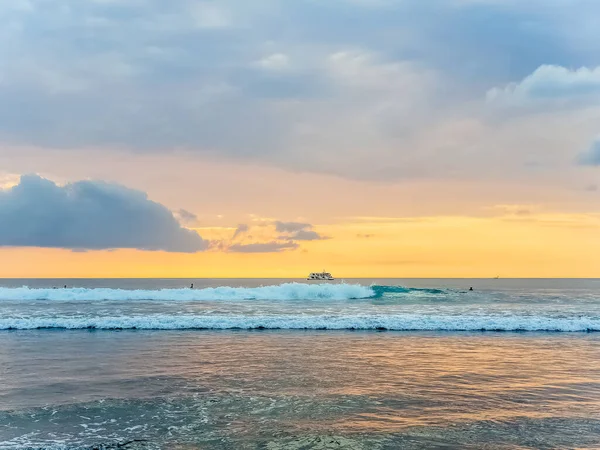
[0,283,375,301]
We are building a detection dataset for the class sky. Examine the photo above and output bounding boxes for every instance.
[0,0,599,278]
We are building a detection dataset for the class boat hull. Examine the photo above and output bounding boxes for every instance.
[307,271,335,281]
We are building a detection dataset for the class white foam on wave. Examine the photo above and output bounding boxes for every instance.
[0,283,374,301]
[2,314,599,332]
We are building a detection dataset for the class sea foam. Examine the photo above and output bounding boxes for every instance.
[2,314,599,332]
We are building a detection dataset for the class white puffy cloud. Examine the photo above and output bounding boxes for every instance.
[256,53,291,71]
[487,65,600,106]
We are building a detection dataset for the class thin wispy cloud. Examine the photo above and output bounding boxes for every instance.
[222,220,329,253]
[274,221,312,233]
[228,241,299,253]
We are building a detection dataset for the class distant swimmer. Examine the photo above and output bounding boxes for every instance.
[190,283,194,289]
[469,287,473,291]
[64,285,67,289]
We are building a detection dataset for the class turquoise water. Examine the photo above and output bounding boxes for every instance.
[1,279,600,449]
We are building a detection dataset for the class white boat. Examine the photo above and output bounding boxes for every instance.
[307,271,335,281]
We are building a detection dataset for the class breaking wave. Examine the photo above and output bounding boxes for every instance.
[2,314,599,332]
[0,283,375,301]
[0,284,449,302]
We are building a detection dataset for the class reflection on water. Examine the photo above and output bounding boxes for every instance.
[1,331,600,448]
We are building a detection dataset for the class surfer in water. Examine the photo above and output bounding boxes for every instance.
[190,283,194,289]
[469,287,474,291]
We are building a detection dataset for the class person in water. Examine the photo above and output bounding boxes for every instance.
[469,287,473,291]
[190,283,194,289]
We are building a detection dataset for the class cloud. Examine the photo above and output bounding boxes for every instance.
[0,175,208,252]
[228,241,299,253]
[255,53,291,72]
[232,223,249,238]
[174,209,200,226]
[285,230,325,241]
[578,138,600,166]
[0,172,20,189]
[274,221,328,241]
[0,0,600,182]
[221,220,328,252]
[274,221,312,233]
[487,65,600,106]
[514,209,531,217]
[188,2,233,29]
[489,204,537,217]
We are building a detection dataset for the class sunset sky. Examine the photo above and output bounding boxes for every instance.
[1,0,599,278]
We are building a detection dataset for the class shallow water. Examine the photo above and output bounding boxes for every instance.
[1,279,600,449]
[2,331,600,449]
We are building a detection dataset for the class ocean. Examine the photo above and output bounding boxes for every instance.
[1,278,599,449]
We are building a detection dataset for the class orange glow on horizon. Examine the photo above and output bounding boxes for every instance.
[0,213,598,278]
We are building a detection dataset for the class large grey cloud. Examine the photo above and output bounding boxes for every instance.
[0,1,600,180]
[0,175,208,252]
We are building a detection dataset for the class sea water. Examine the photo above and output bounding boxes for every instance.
[1,279,599,449]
